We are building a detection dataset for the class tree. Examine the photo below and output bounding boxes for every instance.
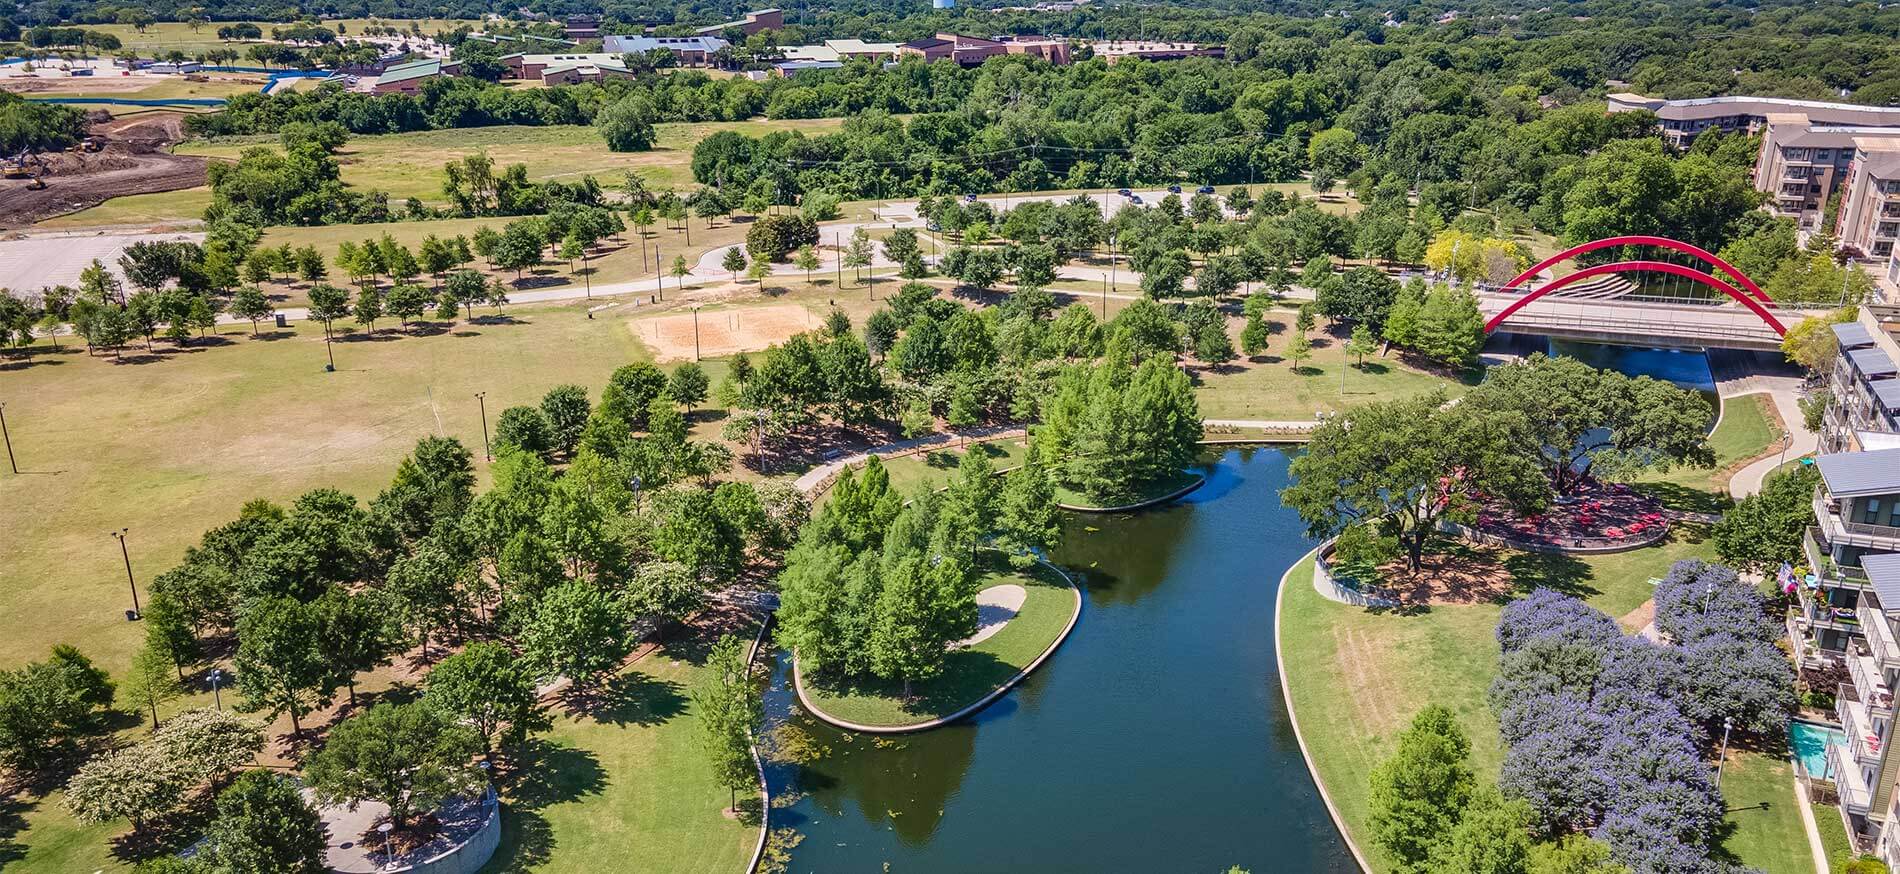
[1465,354,1715,493]
[304,701,484,828]
[1193,320,1235,365]
[352,286,383,333]
[196,771,328,874]
[63,744,182,831]
[233,596,333,736]
[794,245,821,284]
[997,444,1062,568]
[1368,705,1477,873]
[1282,391,1548,570]
[425,642,545,753]
[845,228,875,285]
[382,539,469,663]
[520,580,631,692]
[691,633,760,812]
[496,405,554,456]
[1782,308,1855,373]
[596,94,657,152]
[1240,313,1271,358]
[1426,789,1533,874]
[1411,283,1487,365]
[1715,464,1820,574]
[306,283,349,338]
[722,246,748,283]
[539,385,591,455]
[231,286,273,337]
[670,254,691,293]
[120,644,183,731]
[385,283,431,330]
[1346,323,1376,367]
[314,588,393,708]
[1285,332,1313,370]
[149,707,265,788]
[625,561,705,631]
[669,363,710,411]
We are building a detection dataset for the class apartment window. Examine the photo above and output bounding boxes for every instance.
[1879,242,1895,257]
[1881,223,1900,238]
[1863,498,1886,525]
[1818,149,1834,160]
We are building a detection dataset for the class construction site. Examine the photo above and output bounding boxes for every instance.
[0,111,208,229]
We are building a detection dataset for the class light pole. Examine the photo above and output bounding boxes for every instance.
[208,667,224,710]
[692,305,702,361]
[1715,716,1734,788]
[475,392,492,461]
[111,528,141,619]
[378,821,394,870]
[0,401,17,474]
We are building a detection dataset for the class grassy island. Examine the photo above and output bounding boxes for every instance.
[1053,469,1206,512]
[796,558,1079,730]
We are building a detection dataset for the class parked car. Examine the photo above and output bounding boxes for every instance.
[1117,188,1132,197]
[965,193,978,202]
[1196,185,1215,194]
[1167,184,1182,194]
[1131,195,1145,204]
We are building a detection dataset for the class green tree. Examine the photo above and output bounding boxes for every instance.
[314,588,393,708]
[425,642,546,754]
[1193,320,1235,365]
[352,286,382,333]
[721,246,748,283]
[1240,313,1271,358]
[231,286,273,337]
[62,744,181,831]
[1425,788,1533,874]
[496,405,554,456]
[520,580,631,692]
[669,363,711,411]
[1285,332,1313,370]
[304,701,484,828]
[997,444,1061,567]
[691,633,760,812]
[794,245,821,284]
[233,596,333,736]
[596,94,657,152]
[540,385,591,455]
[1367,705,1477,873]
[1715,464,1820,573]
[1283,392,1547,570]
[197,771,328,874]
[120,644,183,731]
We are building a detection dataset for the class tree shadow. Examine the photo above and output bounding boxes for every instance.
[107,789,217,864]
[581,672,686,727]
[510,276,567,290]
[483,738,607,873]
[249,330,296,341]
[0,789,33,868]
[1501,549,1598,600]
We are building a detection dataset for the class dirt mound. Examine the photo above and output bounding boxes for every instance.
[0,111,207,229]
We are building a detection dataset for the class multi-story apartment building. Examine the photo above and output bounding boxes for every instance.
[1608,93,1900,149]
[1839,140,1900,259]
[1792,311,1900,862]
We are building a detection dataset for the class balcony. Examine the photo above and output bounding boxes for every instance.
[1866,609,1900,671]
[1832,740,1876,814]
[1853,646,1899,711]
[1814,493,1900,549]
[1839,685,1886,766]
[1809,528,1873,587]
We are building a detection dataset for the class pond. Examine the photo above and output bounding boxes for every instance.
[762,446,1358,873]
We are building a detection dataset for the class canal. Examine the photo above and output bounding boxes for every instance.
[764,446,1358,873]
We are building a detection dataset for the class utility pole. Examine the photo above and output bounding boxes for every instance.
[692,305,702,361]
[0,401,17,474]
[475,391,492,461]
[111,528,141,618]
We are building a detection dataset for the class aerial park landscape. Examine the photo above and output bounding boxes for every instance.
[3,0,1900,872]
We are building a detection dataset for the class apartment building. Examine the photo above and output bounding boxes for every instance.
[897,33,1072,65]
[1608,93,1900,149]
[1792,311,1900,863]
[1840,140,1900,259]
[1754,114,1865,226]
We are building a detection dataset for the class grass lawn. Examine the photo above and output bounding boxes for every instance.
[1637,392,1786,512]
[1717,747,1813,874]
[1815,803,1858,873]
[879,440,1029,493]
[481,615,760,874]
[1279,527,1723,871]
[36,186,214,229]
[799,558,1076,727]
[1195,320,1479,421]
[1053,468,1205,511]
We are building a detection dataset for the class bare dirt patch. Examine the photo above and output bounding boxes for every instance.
[1376,545,1518,607]
[631,303,815,362]
[0,111,207,228]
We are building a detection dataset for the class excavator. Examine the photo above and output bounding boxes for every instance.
[1,150,47,190]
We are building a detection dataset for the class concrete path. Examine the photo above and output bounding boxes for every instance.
[1727,379,1817,498]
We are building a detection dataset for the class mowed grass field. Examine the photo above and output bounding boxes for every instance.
[1276,393,1808,874]
[77,18,478,56]
[46,118,852,229]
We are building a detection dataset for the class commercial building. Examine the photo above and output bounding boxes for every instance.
[695,8,783,36]
[499,52,630,80]
[779,39,902,63]
[370,57,462,93]
[1087,40,1223,63]
[1609,93,1900,149]
[539,60,636,85]
[561,15,601,40]
[897,32,1071,65]
[599,35,729,66]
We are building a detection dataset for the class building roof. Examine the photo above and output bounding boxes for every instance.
[1816,447,1900,497]
[1873,380,1900,414]
[775,60,842,73]
[1836,322,1877,349]
[1851,346,1900,378]
[781,45,839,62]
[376,58,443,85]
[601,35,729,54]
[902,37,953,50]
[542,60,631,76]
[1864,553,1900,607]
[508,52,626,65]
[1610,93,1900,127]
[825,39,899,55]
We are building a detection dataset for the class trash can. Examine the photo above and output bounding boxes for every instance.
[275,313,289,328]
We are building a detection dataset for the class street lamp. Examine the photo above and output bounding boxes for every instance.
[475,392,492,461]
[692,304,702,361]
[0,401,17,474]
[110,528,141,619]
[378,821,395,871]
[208,668,224,711]
[1715,716,1735,788]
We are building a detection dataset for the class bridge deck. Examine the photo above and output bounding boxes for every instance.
[1476,292,1811,351]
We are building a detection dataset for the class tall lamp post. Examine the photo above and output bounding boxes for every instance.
[692,304,702,361]
[475,392,492,461]
[1715,716,1735,788]
[378,821,395,870]
[208,668,224,711]
[111,528,141,619]
[0,401,17,474]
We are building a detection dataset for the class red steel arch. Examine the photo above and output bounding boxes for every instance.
[1483,260,1789,336]
[1504,235,1773,304]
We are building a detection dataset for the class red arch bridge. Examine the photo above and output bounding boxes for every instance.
[1472,235,1828,352]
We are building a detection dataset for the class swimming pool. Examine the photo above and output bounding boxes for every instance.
[1791,719,1844,779]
